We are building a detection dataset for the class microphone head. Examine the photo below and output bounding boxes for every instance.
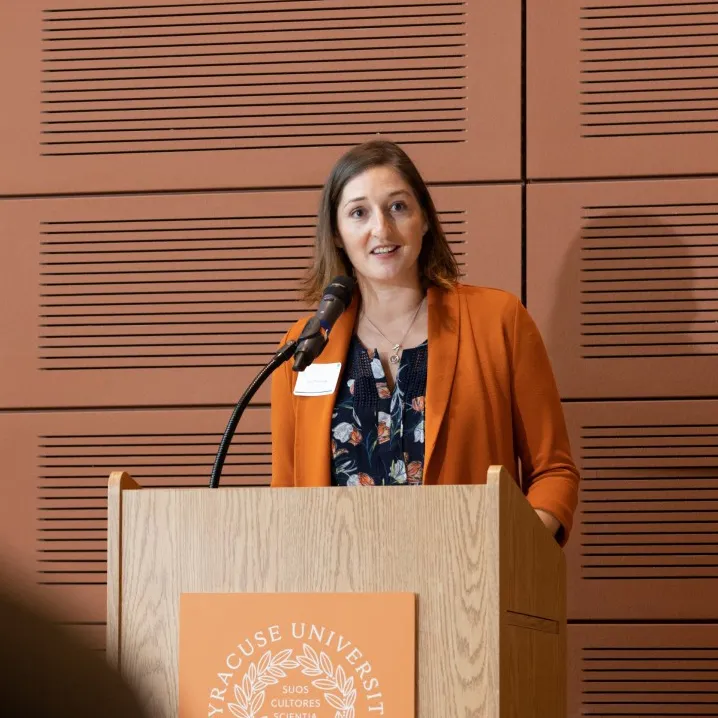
[322,275,355,306]
[293,276,354,372]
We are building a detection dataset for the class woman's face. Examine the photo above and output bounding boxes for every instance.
[335,165,427,288]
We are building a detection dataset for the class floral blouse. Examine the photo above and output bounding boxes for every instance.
[330,335,427,486]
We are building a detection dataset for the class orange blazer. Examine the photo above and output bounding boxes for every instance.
[271,284,580,543]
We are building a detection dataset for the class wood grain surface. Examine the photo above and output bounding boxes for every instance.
[111,469,565,717]
[106,471,140,671]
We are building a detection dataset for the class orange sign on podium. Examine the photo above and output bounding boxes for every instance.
[179,593,416,718]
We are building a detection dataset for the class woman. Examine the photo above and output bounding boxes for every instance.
[271,141,579,545]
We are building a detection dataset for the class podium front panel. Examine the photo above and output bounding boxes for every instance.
[117,486,503,718]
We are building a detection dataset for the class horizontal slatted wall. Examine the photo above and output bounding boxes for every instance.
[0,184,520,407]
[39,3,469,154]
[0,0,521,193]
[0,181,520,649]
[527,178,718,399]
[568,625,718,718]
[563,400,718,620]
[527,170,718,714]
[527,0,718,178]
[1,0,715,712]
[0,0,523,678]
[0,408,271,628]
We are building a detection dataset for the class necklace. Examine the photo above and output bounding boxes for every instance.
[361,297,425,365]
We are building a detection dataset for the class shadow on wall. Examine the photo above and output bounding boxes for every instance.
[544,211,700,398]
[0,581,147,717]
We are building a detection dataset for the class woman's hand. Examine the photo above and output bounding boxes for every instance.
[534,508,561,537]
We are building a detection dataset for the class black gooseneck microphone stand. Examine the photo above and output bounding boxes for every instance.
[209,275,353,488]
[208,323,327,489]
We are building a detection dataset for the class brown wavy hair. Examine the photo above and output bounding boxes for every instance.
[302,140,460,303]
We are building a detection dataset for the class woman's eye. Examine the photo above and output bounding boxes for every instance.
[350,207,365,219]
[391,201,407,212]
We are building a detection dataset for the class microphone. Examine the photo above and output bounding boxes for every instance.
[208,275,354,488]
[292,275,355,372]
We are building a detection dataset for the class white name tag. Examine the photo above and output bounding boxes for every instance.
[293,362,342,396]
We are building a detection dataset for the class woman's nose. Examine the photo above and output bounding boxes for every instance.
[370,210,391,239]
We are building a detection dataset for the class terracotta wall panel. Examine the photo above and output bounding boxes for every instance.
[1,0,716,703]
[0,184,521,409]
[528,0,718,179]
[568,624,718,718]
[527,178,718,399]
[0,406,269,626]
[0,0,520,194]
[563,400,718,621]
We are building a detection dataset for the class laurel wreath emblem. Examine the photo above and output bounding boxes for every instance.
[227,644,357,718]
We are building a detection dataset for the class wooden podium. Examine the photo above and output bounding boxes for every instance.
[107,466,566,717]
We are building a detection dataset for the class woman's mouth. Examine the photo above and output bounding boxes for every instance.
[371,245,399,256]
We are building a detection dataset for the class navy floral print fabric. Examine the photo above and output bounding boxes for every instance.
[330,335,427,486]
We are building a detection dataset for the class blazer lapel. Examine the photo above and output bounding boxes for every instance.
[424,285,460,482]
[295,292,358,486]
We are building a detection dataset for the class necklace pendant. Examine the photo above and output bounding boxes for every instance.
[390,353,400,364]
